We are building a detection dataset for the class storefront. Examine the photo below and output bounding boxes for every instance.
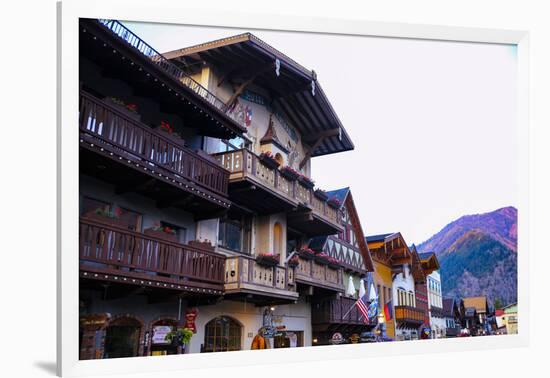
[148,318,179,356]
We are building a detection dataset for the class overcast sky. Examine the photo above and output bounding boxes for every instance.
[124,20,518,245]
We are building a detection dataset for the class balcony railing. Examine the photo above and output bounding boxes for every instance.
[224,255,299,300]
[79,91,229,198]
[294,257,344,292]
[394,305,426,325]
[79,218,225,293]
[214,149,342,226]
[312,296,377,326]
[96,19,245,128]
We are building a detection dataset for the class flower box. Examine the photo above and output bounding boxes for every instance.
[327,256,341,269]
[104,97,141,121]
[279,166,300,181]
[327,197,342,209]
[315,253,331,265]
[298,175,315,189]
[256,253,280,267]
[288,255,300,268]
[297,248,315,260]
[83,209,127,229]
[155,122,185,146]
[144,226,178,243]
[259,151,280,169]
[314,189,329,201]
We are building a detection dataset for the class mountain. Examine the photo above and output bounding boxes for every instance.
[418,207,517,306]
[418,206,517,257]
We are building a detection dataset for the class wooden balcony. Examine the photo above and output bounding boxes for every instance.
[79,218,225,294]
[79,91,231,217]
[394,305,426,326]
[312,296,377,328]
[294,257,344,293]
[214,149,343,236]
[224,255,299,304]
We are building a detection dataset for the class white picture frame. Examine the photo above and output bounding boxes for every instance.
[57,1,529,376]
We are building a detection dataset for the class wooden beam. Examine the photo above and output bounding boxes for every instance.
[224,62,276,109]
[299,128,341,169]
[303,128,341,144]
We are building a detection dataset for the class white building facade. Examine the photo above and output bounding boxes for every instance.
[427,271,446,338]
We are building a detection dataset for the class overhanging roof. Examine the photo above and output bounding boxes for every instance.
[164,33,355,157]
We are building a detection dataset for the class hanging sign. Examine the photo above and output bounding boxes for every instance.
[185,308,198,333]
[330,332,344,344]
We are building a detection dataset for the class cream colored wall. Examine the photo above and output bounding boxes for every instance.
[202,66,312,177]
[189,298,311,353]
[254,213,287,262]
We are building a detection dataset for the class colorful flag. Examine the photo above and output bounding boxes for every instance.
[384,300,393,321]
[355,279,370,324]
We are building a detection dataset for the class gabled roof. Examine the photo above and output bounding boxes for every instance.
[309,187,374,272]
[366,233,395,243]
[463,296,489,313]
[442,298,455,317]
[326,187,349,210]
[163,33,354,157]
[418,252,435,260]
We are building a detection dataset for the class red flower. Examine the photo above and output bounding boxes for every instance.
[160,120,173,134]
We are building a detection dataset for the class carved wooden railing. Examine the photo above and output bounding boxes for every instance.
[213,149,342,227]
[294,256,344,292]
[394,305,426,324]
[312,296,377,325]
[96,19,245,128]
[224,255,296,293]
[79,218,225,291]
[79,91,229,197]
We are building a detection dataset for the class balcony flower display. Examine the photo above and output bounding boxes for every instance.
[288,255,300,268]
[297,247,315,260]
[327,256,341,269]
[144,224,178,242]
[314,189,329,201]
[94,207,122,219]
[259,151,280,169]
[314,252,331,265]
[279,165,300,181]
[256,252,280,267]
[298,174,315,189]
[327,197,342,209]
[156,120,183,143]
[84,207,126,228]
[105,97,140,120]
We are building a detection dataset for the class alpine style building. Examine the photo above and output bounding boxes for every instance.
[77,18,497,360]
[78,18,375,359]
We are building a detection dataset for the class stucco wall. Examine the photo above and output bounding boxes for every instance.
[189,298,312,353]
[201,66,311,176]
[373,260,395,338]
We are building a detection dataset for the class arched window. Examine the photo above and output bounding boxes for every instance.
[203,316,241,353]
[104,316,142,359]
[273,222,283,258]
[274,152,284,166]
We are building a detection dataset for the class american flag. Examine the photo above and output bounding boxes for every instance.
[355,278,370,324]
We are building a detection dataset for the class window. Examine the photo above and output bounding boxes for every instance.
[203,316,241,353]
[219,216,251,253]
[273,222,283,256]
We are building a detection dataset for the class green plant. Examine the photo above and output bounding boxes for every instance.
[165,327,193,346]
